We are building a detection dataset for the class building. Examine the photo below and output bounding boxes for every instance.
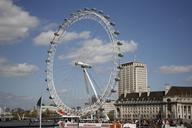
[115,91,164,121]
[0,107,2,115]
[0,107,13,121]
[164,86,192,121]
[102,101,116,114]
[118,61,148,96]
[114,86,192,122]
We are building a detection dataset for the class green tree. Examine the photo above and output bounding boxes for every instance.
[107,110,115,121]
[30,109,38,117]
[42,108,50,119]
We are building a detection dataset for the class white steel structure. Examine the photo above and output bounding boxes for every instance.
[45,8,123,116]
[118,61,148,96]
[75,61,99,101]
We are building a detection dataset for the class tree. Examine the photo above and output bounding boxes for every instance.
[30,109,38,117]
[107,110,115,121]
[42,108,51,119]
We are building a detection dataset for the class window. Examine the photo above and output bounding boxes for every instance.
[184,106,187,113]
[178,107,180,113]
[188,106,191,113]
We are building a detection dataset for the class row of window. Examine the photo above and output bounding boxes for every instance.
[178,105,192,113]
[122,107,160,111]
[178,115,191,119]
[120,98,162,102]
[122,110,159,114]
[122,114,157,119]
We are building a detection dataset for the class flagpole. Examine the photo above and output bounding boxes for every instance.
[39,96,42,128]
[39,106,41,128]
[37,96,42,128]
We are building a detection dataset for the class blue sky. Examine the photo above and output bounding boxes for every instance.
[0,0,192,109]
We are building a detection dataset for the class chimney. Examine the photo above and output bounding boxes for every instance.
[147,86,150,96]
[139,90,142,97]
[139,86,142,97]
[124,90,127,98]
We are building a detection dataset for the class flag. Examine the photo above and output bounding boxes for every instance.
[37,96,42,108]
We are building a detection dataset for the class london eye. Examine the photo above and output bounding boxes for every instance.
[45,8,123,116]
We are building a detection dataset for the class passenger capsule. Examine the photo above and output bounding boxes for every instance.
[91,8,96,11]
[54,32,59,36]
[84,8,89,11]
[115,77,120,81]
[49,96,53,99]
[114,31,120,35]
[110,22,115,26]
[98,10,104,14]
[50,41,56,44]
[117,41,123,45]
[111,89,117,93]
[77,10,81,13]
[45,59,50,63]
[47,50,52,53]
[70,13,76,16]
[118,53,124,57]
[104,15,110,19]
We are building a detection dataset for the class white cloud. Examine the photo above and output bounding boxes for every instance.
[34,30,91,45]
[0,0,39,43]
[121,40,138,53]
[34,30,54,45]
[42,23,58,31]
[160,65,192,74]
[0,57,38,77]
[62,31,90,42]
[58,38,111,64]
[58,38,138,65]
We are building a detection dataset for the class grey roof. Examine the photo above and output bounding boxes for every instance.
[166,86,192,97]
[121,61,143,66]
[118,91,165,101]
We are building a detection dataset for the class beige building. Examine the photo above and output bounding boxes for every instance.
[164,86,192,120]
[115,86,192,122]
[115,91,164,121]
[118,61,148,96]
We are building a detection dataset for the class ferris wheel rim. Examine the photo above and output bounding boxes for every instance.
[45,8,122,115]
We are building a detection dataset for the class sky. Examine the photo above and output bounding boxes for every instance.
[0,0,192,109]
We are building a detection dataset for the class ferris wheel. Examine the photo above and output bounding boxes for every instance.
[45,8,123,116]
